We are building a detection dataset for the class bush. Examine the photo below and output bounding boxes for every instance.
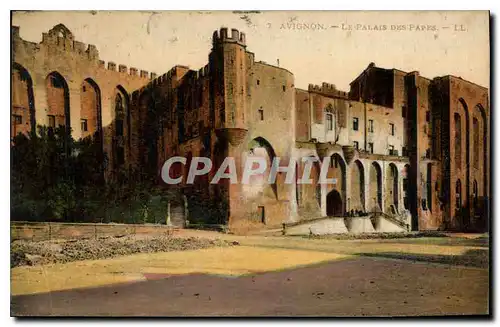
[11,125,171,224]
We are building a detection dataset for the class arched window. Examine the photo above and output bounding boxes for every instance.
[113,87,129,168]
[80,78,101,139]
[45,71,70,131]
[114,92,126,137]
[12,63,35,138]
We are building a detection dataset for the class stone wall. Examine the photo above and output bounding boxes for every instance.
[11,222,175,242]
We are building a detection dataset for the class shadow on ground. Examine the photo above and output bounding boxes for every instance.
[374,236,489,248]
[356,248,489,269]
[11,256,489,317]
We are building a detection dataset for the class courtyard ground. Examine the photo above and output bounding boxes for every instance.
[11,230,490,317]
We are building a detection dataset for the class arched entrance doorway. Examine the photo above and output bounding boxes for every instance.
[247,137,278,200]
[326,189,343,216]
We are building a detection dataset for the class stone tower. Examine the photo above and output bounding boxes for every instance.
[209,27,248,145]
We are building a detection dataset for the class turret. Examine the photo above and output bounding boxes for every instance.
[107,62,116,71]
[212,27,246,48]
[209,27,248,138]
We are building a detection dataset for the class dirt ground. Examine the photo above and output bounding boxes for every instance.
[11,230,490,317]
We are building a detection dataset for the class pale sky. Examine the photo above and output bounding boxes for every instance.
[12,11,490,90]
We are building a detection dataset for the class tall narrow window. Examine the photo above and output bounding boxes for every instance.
[368,119,374,133]
[389,123,395,136]
[353,117,359,131]
[353,141,359,150]
[389,145,395,155]
[454,113,461,170]
[326,113,333,131]
[258,206,266,224]
[80,119,88,132]
[330,155,338,168]
[258,108,264,121]
[455,179,462,210]
[473,118,479,168]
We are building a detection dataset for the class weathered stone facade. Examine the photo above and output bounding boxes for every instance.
[11,24,490,232]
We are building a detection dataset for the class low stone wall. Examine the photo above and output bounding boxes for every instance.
[284,215,407,236]
[285,218,348,236]
[11,222,175,242]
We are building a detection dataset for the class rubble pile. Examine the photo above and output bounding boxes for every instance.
[11,235,230,267]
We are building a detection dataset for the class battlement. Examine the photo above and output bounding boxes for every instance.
[93,60,152,79]
[308,82,349,99]
[20,24,152,79]
[196,64,210,80]
[212,27,246,47]
[108,62,116,71]
[139,63,210,93]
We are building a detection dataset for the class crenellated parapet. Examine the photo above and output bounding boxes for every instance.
[14,24,154,80]
[212,27,246,47]
[195,64,210,80]
[93,60,154,79]
[308,82,349,99]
